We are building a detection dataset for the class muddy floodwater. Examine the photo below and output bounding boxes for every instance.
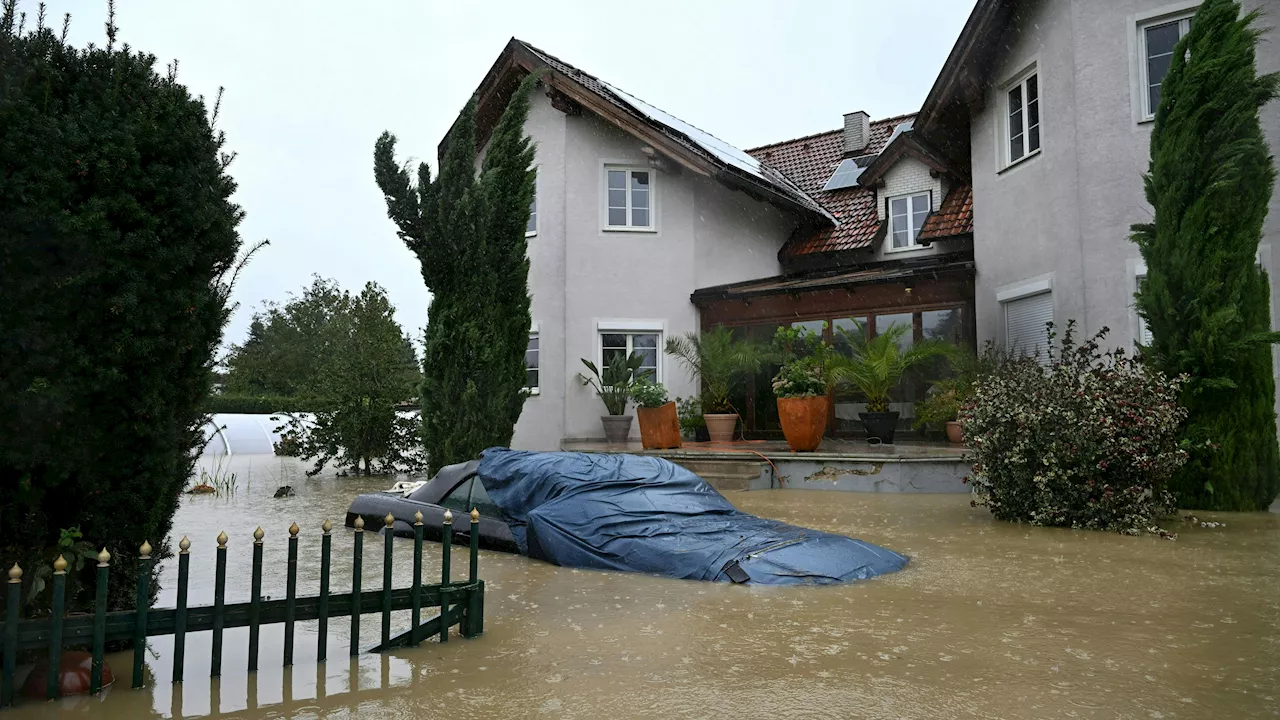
[9,455,1279,719]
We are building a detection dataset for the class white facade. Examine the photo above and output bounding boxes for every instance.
[506,91,798,449]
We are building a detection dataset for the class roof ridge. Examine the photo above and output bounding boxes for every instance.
[747,111,920,154]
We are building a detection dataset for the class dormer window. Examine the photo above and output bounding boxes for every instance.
[889,192,931,250]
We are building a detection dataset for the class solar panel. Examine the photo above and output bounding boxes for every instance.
[822,158,863,191]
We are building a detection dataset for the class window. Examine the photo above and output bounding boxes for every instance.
[1141,15,1192,119]
[889,193,931,249]
[605,167,653,230]
[1004,292,1053,359]
[468,477,501,519]
[600,331,659,380]
[1005,70,1040,165]
[525,332,539,393]
[440,478,474,514]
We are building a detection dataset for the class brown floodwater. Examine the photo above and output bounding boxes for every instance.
[7,454,1278,719]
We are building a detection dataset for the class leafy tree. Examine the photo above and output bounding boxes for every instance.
[1131,0,1280,510]
[374,75,537,473]
[0,4,245,611]
[223,276,353,400]
[284,283,422,475]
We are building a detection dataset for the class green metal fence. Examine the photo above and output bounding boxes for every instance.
[0,508,485,709]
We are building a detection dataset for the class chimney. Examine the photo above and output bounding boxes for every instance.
[843,111,870,154]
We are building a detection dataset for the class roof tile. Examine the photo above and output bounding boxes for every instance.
[919,183,973,240]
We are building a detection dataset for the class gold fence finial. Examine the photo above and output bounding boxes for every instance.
[253,526,265,543]
[384,513,395,528]
[354,515,365,531]
[322,519,333,534]
[470,508,480,523]
[139,540,152,559]
[7,563,21,582]
[53,554,68,573]
[179,536,191,553]
[217,530,228,548]
[289,522,300,538]
[97,547,111,566]
[443,509,453,524]
[413,510,423,525]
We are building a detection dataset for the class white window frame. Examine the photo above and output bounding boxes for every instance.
[526,168,538,237]
[886,191,932,251]
[602,165,655,232]
[1138,12,1194,121]
[596,320,664,383]
[996,274,1054,360]
[1001,65,1041,169]
[524,325,540,395]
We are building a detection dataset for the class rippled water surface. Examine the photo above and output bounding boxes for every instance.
[9,455,1279,719]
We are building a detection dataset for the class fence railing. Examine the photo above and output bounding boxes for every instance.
[0,508,485,709]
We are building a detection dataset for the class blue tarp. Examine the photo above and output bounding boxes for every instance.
[477,448,909,586]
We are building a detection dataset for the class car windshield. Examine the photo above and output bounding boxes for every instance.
[469,477,501,519]
[440,478,473,513]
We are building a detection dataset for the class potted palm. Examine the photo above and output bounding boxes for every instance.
[665,327,761,442]
[579,351,644,444]
[770,325,836,452]
[631,379,681,449]
[833,323,956,444]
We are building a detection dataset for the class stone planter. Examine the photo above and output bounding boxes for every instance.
[637,402,682,449]
[859,411,900,444]
[945,420,963,445]
[600,415,634,444]
[777,396,828,452]
[703,413,739,442]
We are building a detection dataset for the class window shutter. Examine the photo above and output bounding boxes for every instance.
[1004,292,1053,359]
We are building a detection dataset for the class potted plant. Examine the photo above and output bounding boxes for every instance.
[665,327,761,442]
[833,323,956,444]
[913,382,963,444]
[579,351,644,444]
[770,325,836,452]
[675,396,708,441]
[631,379,681,449]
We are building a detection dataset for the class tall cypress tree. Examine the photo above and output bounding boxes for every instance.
[374,75,536,473]
[1132,0,1280,510]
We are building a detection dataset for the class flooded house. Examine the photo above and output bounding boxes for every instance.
[453,0,1278,452]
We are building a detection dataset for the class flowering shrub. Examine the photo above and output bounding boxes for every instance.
[770,325,834,398]
[772,359,827,397]
[962,322,1187,535]
[630,378,670,408]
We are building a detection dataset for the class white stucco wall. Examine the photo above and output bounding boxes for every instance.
[970,0,1278,360]
[507,91,797,449]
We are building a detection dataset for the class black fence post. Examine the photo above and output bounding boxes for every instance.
[132,540,153,689]
[211,531,228,678]
[248,527,264,673]
[350,516,364,657]
[318,520,332,663]
[284,522,299,666]
[381,514,394,650]
[3,564,21,707]
[439,511,452,644]
[411,511,423,646]
[173,537,191,683]
[90,549,110,694]
[46,555,67,700]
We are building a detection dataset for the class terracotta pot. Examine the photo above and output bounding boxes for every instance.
[859,411,900,444]
[637,402,682,449]
[945,420,963,445]
[703,413,739,442]
[22,650,114,698]
[777,396,828,452]
[600,415,633,444]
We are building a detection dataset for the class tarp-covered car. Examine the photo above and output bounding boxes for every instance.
[346,449,908,585]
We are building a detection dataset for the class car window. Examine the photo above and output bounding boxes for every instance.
[468,477,502,520]
[440,477,473,513]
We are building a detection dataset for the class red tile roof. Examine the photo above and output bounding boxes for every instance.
[919,183,974,240]
[747,114,970,258]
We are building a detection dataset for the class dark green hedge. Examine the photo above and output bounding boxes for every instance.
[204,394,313,414]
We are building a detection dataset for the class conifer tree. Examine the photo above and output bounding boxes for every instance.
[1132,0,1280,510]
[374,75,537,473]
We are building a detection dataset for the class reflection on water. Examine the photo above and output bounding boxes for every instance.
[7,455,1279,719]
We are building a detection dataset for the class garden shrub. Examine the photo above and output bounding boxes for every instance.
[962,322,1187,535]
[204,394,311,415]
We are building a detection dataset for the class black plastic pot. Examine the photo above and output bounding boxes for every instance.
[859,411,900,444]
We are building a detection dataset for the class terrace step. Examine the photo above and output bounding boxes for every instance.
[667,459,763,492]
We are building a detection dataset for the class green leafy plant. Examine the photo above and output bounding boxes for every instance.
[25,527,98,612]
[630,378,670,408]
[963,322,1187,535]
[832,323,957,412]
[579,352,644,415]
[770,325,835,398]
[1130,0,1280,511]
[676,396,705,436]
[664,327,761,413]
[913,383,961,428]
